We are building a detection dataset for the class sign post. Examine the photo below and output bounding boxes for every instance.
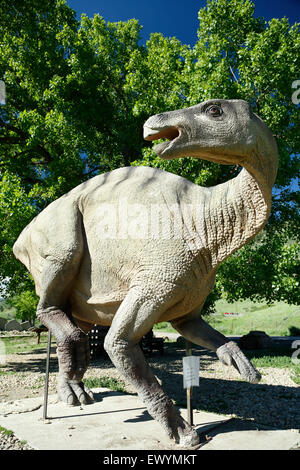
[43,331,52,420]
[183,340,199,426]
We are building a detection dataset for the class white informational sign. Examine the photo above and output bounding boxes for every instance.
[183,356,200,389]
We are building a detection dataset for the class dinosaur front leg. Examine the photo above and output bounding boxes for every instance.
[104,289,199,447]
[37,306,94,405]
[172,315,261,383]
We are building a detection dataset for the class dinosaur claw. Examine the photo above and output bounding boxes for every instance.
[78,393,87,405]
[217,341,261,384]
[67,394,77,406]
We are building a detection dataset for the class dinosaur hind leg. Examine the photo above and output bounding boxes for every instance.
[37,258,95,405]
[36,254,94,405]
[104,287,200,447]
[28,204,95,405]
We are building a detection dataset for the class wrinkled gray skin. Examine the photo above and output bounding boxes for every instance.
[13,99,278,447]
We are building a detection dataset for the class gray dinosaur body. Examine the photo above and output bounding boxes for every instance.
[15,166,218,325]
[13,99,278,446]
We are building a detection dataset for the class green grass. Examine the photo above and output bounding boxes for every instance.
[0,334,48,355]
[83,376,126,393]
[0,425,14,436]
[0,370,16,376]
[291,366,300,385]
[209,299,300,337]
[244,345,300,386]
[245,345,294,368]
[153,321,176,333]
[0,425,29,447]
[153,300,300,337]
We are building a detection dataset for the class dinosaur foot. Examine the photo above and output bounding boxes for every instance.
[37,309,94,405]
[58,377,94,406]
[217,340,261,384]
[161,408,199,447]
[56,331,94,405]
[174,425,199,447]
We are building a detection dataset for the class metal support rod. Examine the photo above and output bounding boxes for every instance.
[185,340,193,427]
[43,330,52,420]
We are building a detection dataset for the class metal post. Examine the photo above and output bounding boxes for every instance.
[43,330,52,420]
[185,340,193,426]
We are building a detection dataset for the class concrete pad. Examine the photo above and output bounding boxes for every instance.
[0,389,298,450]
[202,418,300,450]
[0,388,230,450]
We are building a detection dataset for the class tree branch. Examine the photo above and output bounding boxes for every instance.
[83,166,100,177]
[0,136,24,144]
[229,66,239,83]
[0,116,27,138]
[0,117,53,163]
[36,145,53,163]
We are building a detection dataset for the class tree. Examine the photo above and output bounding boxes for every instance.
[216,227,299,305]
[9,289,38,324]
[0,0,145,301]
[130,0,300,306]
[0,0,299,316]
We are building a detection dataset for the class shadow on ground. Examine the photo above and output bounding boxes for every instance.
[149,344,300,430]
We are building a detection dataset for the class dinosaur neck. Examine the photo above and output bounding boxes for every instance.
[192,147,277,268]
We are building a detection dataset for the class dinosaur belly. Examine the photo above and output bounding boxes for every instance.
[70,261,217,327]
[71,294,122,326]
[70,261,129,326]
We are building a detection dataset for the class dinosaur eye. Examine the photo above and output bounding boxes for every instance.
[206,105,222,117]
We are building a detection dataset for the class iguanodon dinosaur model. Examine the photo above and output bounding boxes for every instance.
[13,99,278,446]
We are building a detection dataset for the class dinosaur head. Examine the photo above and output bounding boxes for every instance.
[143,99,276,168]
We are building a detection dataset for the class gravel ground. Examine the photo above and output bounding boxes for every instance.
[0,430,33,450]
[0,336,299,449]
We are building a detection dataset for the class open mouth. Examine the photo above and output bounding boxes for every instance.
[143,126,181,156]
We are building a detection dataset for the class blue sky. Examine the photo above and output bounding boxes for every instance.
[67,0,299,46]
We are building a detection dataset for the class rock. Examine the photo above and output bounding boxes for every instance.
[20,321,31,331]
[4,320,23,332]
[238,331,272,350]
[0,317,7,330]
